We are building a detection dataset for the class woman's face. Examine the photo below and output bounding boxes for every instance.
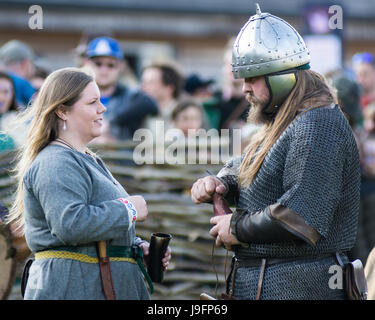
[173,105,203,136]
[0,78,14,114]
[65,81,106,144]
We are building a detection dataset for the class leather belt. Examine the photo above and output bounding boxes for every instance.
[228,253,341,300]
[235,253,335,268]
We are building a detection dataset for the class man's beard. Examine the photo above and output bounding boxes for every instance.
[245,93,273,125]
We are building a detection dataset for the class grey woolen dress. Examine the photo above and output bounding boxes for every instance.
[23,144,150,299]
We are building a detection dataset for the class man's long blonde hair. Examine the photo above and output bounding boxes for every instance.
[238,69,338,188]
[7,67,93,231]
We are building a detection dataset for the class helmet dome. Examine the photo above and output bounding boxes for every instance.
[232,4,311,114]
[232,4,310,79]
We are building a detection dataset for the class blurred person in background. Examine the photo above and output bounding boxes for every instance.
[0,71,29,152]
[83,36,157,143]
[30,66,48,92]
[0,71,18,152]
[0,40,36,107]
[0,71,31,299]
[171,99,204,137]
[352,52,375,110]
[354,103,375,264]
[326,70,375,264]
[185,73,215,106]
[141,62,184,131]
[30,58,51,92]
[184,73,214,130]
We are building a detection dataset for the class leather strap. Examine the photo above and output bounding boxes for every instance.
[256,259,266,300]
[97,241,116,300]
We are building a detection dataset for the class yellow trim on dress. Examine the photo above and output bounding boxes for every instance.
[35,250,137,264]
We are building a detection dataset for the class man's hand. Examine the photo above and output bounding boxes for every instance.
[191,176,226,204]
[209,214,241,250]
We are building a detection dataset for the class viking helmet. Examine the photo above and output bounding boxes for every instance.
[232,3,310,114]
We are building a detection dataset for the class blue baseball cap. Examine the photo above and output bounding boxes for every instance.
[352,52,375,66]
[86,37,124,60]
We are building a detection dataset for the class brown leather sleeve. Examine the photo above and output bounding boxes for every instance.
[268,203,321,246]
[231,203,321,246]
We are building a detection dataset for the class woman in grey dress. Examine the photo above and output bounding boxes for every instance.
[7,67,171,300]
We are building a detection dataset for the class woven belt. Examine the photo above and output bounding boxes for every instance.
[35,245,154,294]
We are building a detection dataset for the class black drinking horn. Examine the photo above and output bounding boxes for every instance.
[147,232,172,283]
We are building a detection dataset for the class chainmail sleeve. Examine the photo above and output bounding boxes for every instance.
[277,108,359,239]
[216,156,242,206]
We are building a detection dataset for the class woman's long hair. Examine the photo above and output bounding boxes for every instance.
[238,69,338,188]
[7,67,93,231]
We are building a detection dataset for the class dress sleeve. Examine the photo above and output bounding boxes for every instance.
[31,155,131,245]
[277,114,346,238]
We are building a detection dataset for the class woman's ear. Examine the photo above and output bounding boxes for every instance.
[55,105,67,121]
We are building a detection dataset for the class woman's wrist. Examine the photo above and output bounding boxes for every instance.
[118,198,138,229]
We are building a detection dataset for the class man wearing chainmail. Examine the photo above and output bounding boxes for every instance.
[191,4,361,300]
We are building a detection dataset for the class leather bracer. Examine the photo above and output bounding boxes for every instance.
[230,203,321,246]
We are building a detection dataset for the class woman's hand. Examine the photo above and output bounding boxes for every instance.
[126,195,148,222]
[140,242,172,270]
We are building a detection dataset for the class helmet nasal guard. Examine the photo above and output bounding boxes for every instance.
[232,3,310,114]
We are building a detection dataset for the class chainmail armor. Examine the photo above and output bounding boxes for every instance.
[218,105,360,299]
